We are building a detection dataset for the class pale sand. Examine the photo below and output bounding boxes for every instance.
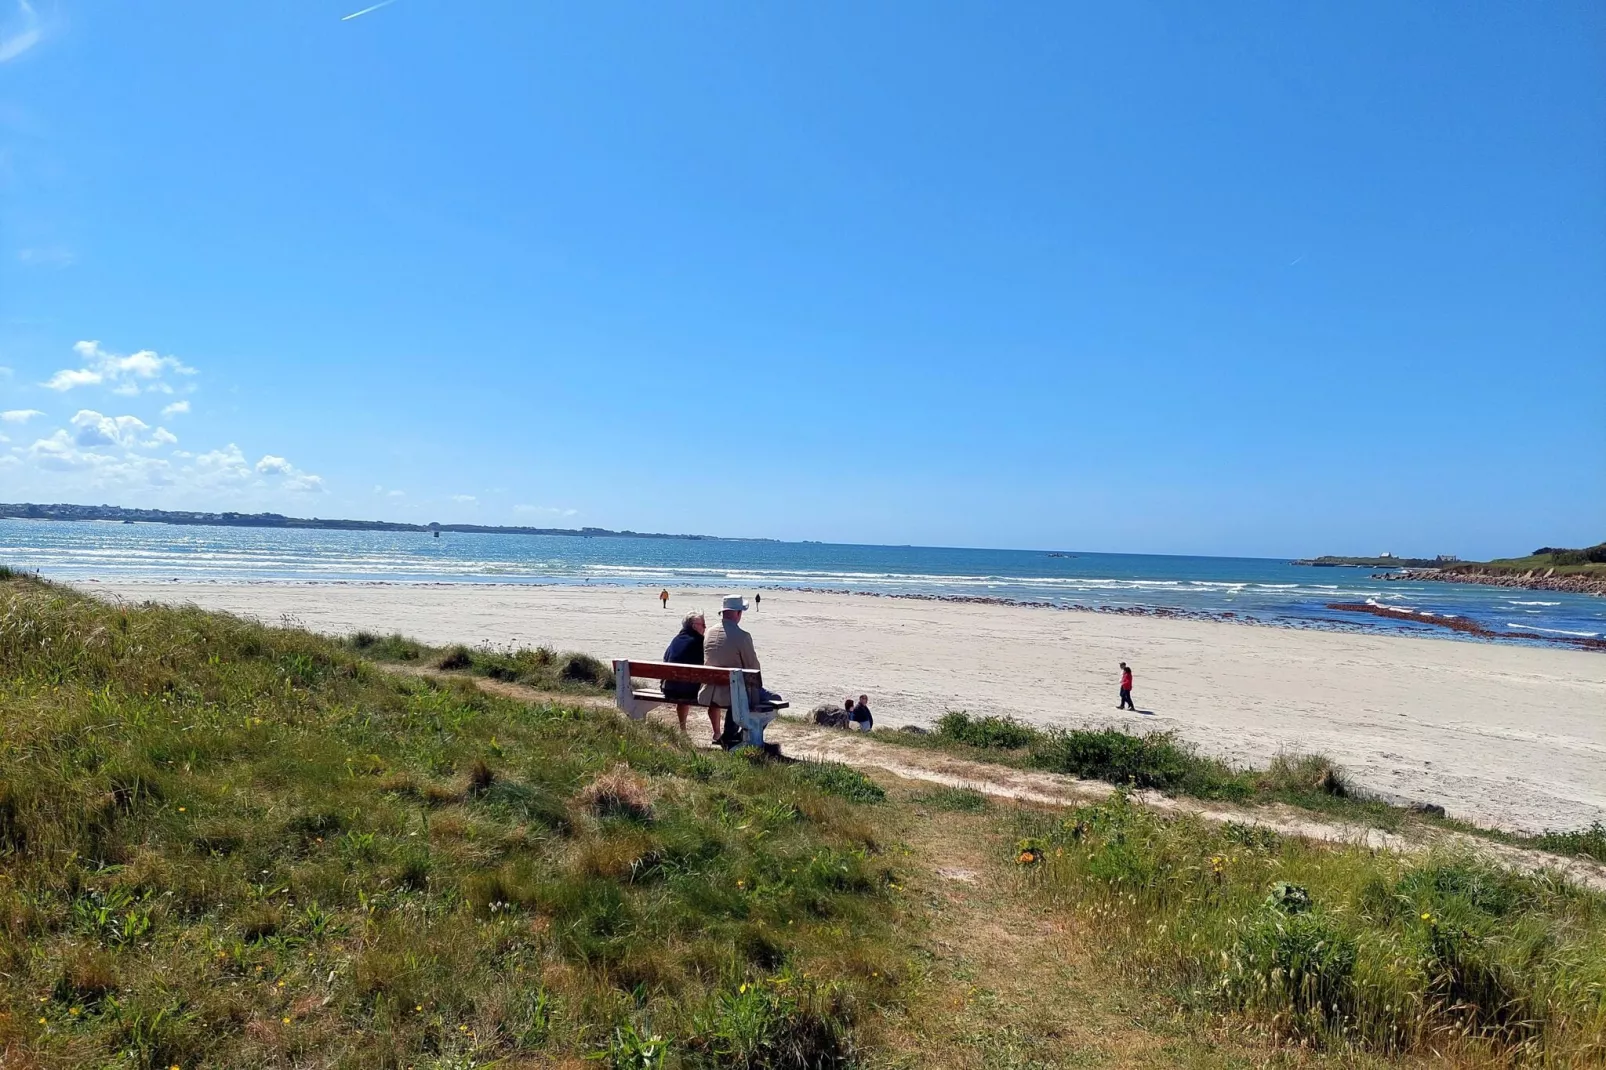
[87,581,1606,834]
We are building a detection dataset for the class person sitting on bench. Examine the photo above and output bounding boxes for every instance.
[661,611,706,735]
[699,595,772,747]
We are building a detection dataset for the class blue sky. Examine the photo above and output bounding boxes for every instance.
[0,1,1601,558]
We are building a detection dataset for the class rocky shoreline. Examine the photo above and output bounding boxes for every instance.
[1377,568,1606,598]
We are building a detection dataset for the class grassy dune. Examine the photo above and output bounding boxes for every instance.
[0,574,898,1068]
[3,572,1604,1068]
[1015,794,1606,1062]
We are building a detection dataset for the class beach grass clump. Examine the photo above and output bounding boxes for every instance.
[929,712,1254,800]
[346,630,425,661]
[791,762,887,804]
[1016,791,1606,1060]
[1534,821,1606,865]
[346,630,616,694]
[935,710,1038,750]
[910,786,991,813]
[0,574,902,1068]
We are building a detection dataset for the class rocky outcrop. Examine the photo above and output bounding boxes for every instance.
[1328,601,1606,651]
[1377,568,1606,598]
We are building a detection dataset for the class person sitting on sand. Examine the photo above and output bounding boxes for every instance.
[700,596,765,747]
[1118,661,1135,710]
[850,694,873,732]
[661,611,706,734]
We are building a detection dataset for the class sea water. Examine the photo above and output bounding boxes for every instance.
[2,518,1601,646]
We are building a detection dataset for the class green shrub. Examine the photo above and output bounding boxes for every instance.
[935,711,1037,750]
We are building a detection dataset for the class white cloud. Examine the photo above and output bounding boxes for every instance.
[43,340,197,394]
[254,453,324,493]
[71,409,151,449]
[0,408,44,423]
[44,368,103,390]
[451,494,477,503]
[0,0,41,64]
[515,504,579,517]
[161,400,190,418]
[388,489,405,497]
[146,427,179,447]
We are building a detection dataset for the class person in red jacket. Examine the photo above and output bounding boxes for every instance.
[1118,662,1135,710]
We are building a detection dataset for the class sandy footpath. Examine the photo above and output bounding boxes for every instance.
[87,581,1606,834]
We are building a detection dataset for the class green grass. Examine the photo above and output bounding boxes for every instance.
[346,631,617,693]
[0,576,902,1068]
[1014,792,1606,1062]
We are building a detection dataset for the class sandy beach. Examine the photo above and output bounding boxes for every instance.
[87,580,1606,834]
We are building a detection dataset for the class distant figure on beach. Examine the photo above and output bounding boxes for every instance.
[754,592,761,607]
[850,694,873,732]
[1118,662,1135,710]
[659,589,669,609]
[662,611,706,734]
[701,596,762,747]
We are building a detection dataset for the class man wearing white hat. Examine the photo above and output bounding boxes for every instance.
[699,595,762,746]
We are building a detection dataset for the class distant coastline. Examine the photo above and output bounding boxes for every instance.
[1300,545,1606,599]
[0,502,756,542]
[1291,555,1453,568]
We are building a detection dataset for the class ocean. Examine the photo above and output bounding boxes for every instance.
[3,518,1602,647]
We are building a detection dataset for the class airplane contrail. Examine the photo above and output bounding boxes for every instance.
[342,0,397,21]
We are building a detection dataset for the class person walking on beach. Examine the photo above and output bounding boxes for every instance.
[661,611,706,734]
[659,589,670,609]
[700,596,762,747]
[1118,662,1135,710]
[754,592,761,608]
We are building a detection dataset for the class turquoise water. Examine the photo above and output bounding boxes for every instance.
[2,518,1602,646]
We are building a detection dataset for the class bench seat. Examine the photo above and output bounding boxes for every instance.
[630,688,789,713]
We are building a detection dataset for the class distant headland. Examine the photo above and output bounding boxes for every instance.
[1291,554,1458,569]
[1296,544,1606,598]
[0,502,757,542]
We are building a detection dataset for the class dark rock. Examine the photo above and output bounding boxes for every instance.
[812,704,849,728]
[1408,801,1447,819]
[897,725,930,736]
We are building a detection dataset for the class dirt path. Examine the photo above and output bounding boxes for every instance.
[390,665,1606,892]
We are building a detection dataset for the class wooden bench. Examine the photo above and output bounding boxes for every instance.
[611,660,789,748]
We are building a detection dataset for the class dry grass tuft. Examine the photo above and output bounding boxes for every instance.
[576,765,654,821]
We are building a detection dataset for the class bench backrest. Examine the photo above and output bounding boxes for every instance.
[612,660,759,687]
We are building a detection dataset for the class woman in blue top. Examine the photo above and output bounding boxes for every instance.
[662,612,706,734]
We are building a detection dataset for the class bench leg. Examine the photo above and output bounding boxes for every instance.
[728,669,758,748]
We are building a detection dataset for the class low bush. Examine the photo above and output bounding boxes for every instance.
[936,711,1037,750]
